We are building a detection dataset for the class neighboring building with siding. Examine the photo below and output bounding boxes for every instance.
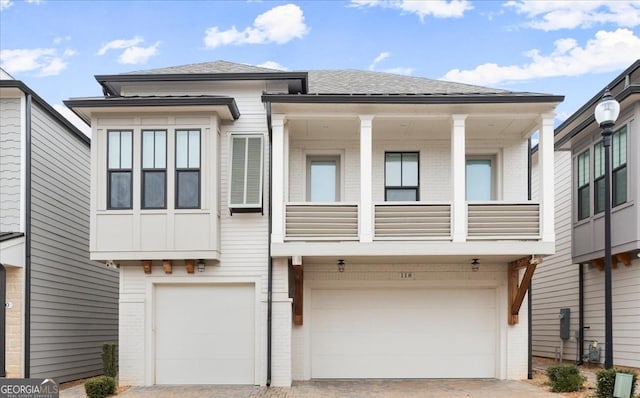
[66,60,562,387]
[0,69,119,382]
[532,60,640,368]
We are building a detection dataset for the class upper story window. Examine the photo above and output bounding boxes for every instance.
[229,134,264,213]
[107,130,132,209]
[466,157,495,201]
[175,129,200,209]
[576,149,590,221]
[385,152,419,201]
[142,130,167,209]
[612,126,627,207]
[307,156,340,202]
[594,142,605,214]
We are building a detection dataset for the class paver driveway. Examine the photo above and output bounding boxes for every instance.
[63,379,559,398]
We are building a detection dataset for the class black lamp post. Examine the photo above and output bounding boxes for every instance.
[594,87,620,369]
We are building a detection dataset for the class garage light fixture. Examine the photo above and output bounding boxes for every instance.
[471,258,480,272]
[337,259,345,272]
[197,259,206,272]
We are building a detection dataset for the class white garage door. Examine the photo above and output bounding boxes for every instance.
[155,284,254,384]
[311,288,496,378]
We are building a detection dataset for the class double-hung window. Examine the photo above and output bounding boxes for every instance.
[385,152,419,201]
[612,126,627,207]
[577,150,590,220]
[107,130,132,209]
[175,129,201,209]
[594,142,605,214]
[142,130,167,209]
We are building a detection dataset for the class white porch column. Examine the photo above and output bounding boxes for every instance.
[451,114,467,242]
[538,113,555,242]
[271,115,286,243]
[359,115,374,243]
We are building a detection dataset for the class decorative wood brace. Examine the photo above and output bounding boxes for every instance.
[293,264,303,325]
[142,260,152,274]
[163,260,172,274]
[185,259,195,274]
[590,252,632,271]
[508,256,540,325]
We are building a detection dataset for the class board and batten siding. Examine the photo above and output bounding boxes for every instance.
[29,102,119,382]
[1,97,22,232]
[531,151,580,362]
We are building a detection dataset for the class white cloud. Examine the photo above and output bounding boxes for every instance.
[54,104,91,138]
[0,47,74,76]
[118,42,160,64]
[504,1,640,31]
[350,0,472,20]
[369,51,390,70]
[26,0,43,3]
[383,66,414,75]
[53,35,71,45]
[442,28,640,86]
[0,0,12,11]
[97,37,159,65]
[97,37,144,55]
[256,61,289,70]
[204,4,308,48]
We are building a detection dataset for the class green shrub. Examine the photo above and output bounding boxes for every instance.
[546,365,585,392]
[84,376,116,398]
[101,343,118,378]
[596,368,637,398]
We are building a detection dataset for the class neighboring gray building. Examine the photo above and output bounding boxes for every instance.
[0,69,119,382]
[532,60,640,368]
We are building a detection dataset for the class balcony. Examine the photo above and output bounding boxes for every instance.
[284,202,539,241]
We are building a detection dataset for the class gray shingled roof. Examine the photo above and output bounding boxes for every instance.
[121,60,512,95]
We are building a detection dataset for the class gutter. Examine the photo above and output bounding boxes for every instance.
[24,93,32,378]
[577,264,585,365]
[527,137,533,380]
[265,101,273,387]
[262,93,564,105]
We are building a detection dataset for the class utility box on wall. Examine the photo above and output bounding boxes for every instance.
[560,308,571,340]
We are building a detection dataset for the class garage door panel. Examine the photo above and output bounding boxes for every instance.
[155,284,254,384]
[311,288,496,379]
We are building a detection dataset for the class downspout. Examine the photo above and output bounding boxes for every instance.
[24,93,32,378]
[527,137,533,379]
[577,264,584,365]
[0,263,6,377]
[265,100,273,387]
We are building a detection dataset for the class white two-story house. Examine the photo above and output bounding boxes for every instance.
[66,60,563,386]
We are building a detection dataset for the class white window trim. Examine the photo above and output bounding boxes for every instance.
[228,133,264,210]
[465,151,501,201]
[302,150,345,202]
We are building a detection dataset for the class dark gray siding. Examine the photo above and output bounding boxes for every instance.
[29,103,118,382]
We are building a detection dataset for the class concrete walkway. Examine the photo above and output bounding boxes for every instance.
[62,379,559,398]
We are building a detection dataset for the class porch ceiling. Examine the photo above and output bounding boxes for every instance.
[297,253,541,266]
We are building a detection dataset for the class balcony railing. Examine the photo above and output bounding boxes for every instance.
[285,203,358,240]
[467,202,540,239]
[374,202,451,240]
[283,201,540,241]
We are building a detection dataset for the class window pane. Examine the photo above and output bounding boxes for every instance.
[310,161,336,202]
[613,127,627,168]
[386,188,417,201]
[613,166,627,206]
[578,186,589,220]
[594,177,604,214]
[108,131,120,169]
[230,137,247,204]
[155,131,166,168]
[110,171,131,209]
[245,137,262,204]
[142,131,155,169]
[188,130,200,168]
[176,130,188,168]
[143,171,165,209]
[594,143,604,178]
[466,159,492,201]
[402,153,418,186]
[177,170,199,208]
[120,131,132,169]
[385,153,401,186]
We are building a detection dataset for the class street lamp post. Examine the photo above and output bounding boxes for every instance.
[594,88,620,369]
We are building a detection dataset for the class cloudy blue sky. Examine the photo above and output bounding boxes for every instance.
[1,0,639,136]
